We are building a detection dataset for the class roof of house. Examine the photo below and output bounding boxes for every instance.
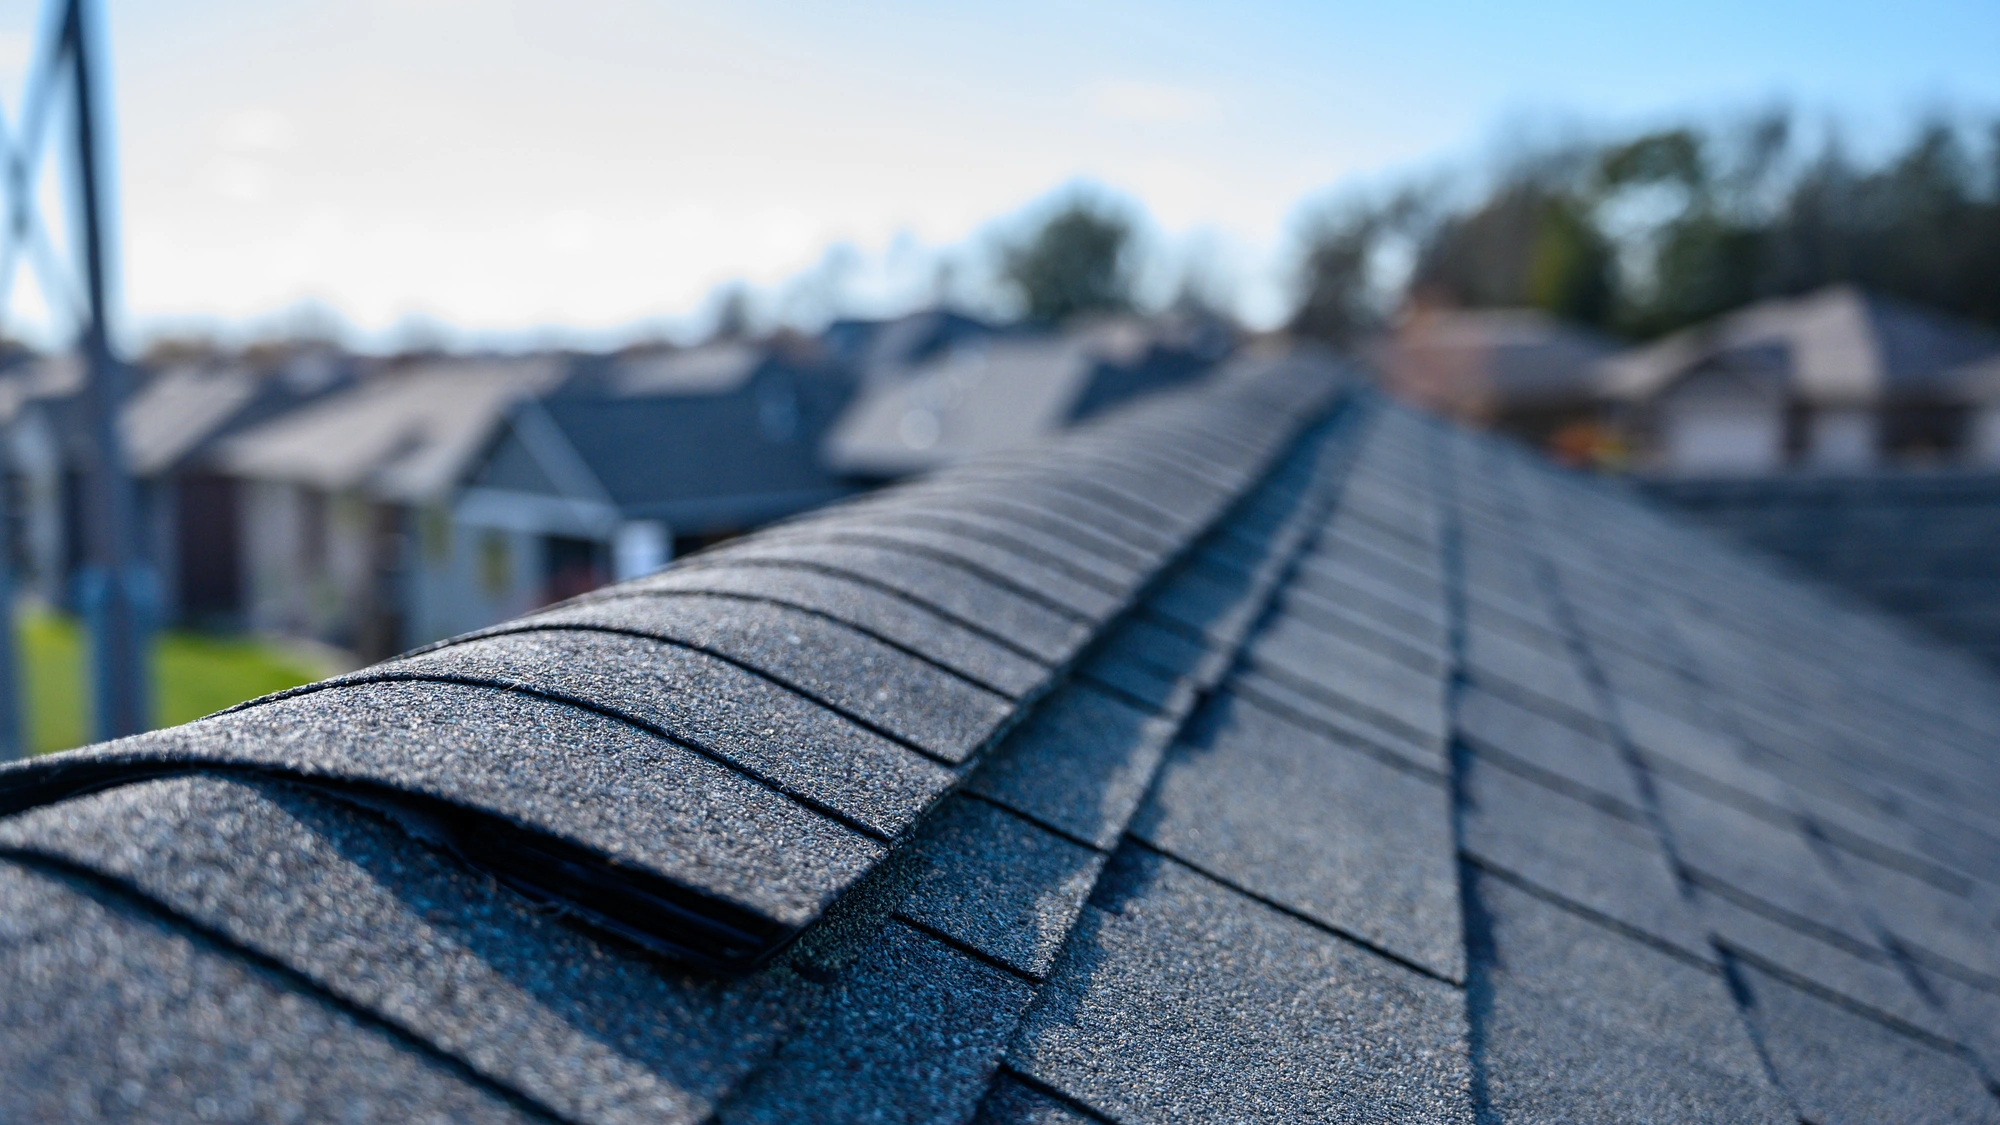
[603,343,768,398]
[461,365,854,535]
[1,344,1999,1123]
[820,309,1000,388]
[1601,284,2000,405]
[119,365,265,476]
[1373,306,1621,417]
[215,356,567,500]
[2,353,350,478]
[823,319,1217,478]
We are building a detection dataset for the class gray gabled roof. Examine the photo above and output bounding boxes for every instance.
[216,356,568,500]
[119,365,264,476]
[823,319,1213,478]
[462,354,854,536]
[1,344,1998,1123]
[1601,284,2000,406]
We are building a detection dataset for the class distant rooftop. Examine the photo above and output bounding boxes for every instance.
[1601,283,2000,405]
[215,355,568,500]
[824,317,1221,478]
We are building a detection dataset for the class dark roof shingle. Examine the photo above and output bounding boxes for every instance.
[3,345,2000,1123]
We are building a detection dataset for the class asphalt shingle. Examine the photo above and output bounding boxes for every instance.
[1458,754,1704,955]
[0,775,819,1125]
[1730,956,2000,1125]
[1130,690,1463,981]
[462,593,1014,762]
[370,629,956,838]
[684,542,1093,665]
[1456,683,1639,809]
[970,1074,1101,1125]
[800,505,1149,590]
[1464,866,1796,1124]
[1230,668,1448,776]
[610,566,1049,698]
[0,858,544,1125]
[742,523,1129,621]
[895,796,1106,980]
[1005,846,1474,1125]
[0,681,882,967]
[716,922,1035,1125]
[965,683,1178,851]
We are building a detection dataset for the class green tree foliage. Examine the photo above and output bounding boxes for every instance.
[1290,188,1435,344]
[1290,112,2000,340]
[1003,202,1135,323]
[1414,185,1614,324]
[1289,209,1382,344]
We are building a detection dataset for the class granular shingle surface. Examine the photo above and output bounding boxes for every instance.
[0,775,815,1125]
[462,593,1014,761]
[4,351,2000,1122]
[611,567,1050,698]
[716,922,1034,1125]
[1130,691,1463,980]
[896,795,1105,979]
[1465,866,1796,1124]
[964,683,1178,850]
[1,681,885,939]
[0,859,544,1125]
[371,628,957,836]
[1006,847,1474,1124]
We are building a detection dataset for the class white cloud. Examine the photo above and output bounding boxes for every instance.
[540,209,597,254]
[1083,79,1221,126]
[215,107,295,153]
[202,157,272,202]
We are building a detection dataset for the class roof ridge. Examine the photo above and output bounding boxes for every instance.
[0,355,1354,977]
[703,398,1370,1121]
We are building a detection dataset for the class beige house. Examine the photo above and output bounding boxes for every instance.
[216,356,567,658]
[1600,285,2000,474]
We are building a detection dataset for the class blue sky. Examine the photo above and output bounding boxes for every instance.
[0,0,1993,347]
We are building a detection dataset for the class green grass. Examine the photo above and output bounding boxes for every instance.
[21,610,334,756]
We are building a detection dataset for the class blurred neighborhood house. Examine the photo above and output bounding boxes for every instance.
[6,278,2000,671]
[1373,284,2000,474]
[1373,283,2000,664]
[0,311,1229,662]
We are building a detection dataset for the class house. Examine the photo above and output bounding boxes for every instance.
[435,344,856,643]
[0,355,86,609]
[823,315,1226,479]
[214,355,569,658]
[1600,284,2000,473]
[1369,304,1621,450]
[0,348,354,628]
[124,349,356,628]
[0,356,1995,1122]
[819,308,998,391]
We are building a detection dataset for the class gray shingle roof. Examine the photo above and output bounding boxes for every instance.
[3,344,2000,1122]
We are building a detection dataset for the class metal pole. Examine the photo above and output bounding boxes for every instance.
[66,0,146,740]
[0,470,17,760]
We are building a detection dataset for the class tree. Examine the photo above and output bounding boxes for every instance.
[1002,202,1134,323]
[709,283,753,341]
[1289,209,1382,344]
[1289,187,1439,343]
[1411,184,1614,325]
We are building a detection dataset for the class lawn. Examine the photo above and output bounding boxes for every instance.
[21,610,336,756]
